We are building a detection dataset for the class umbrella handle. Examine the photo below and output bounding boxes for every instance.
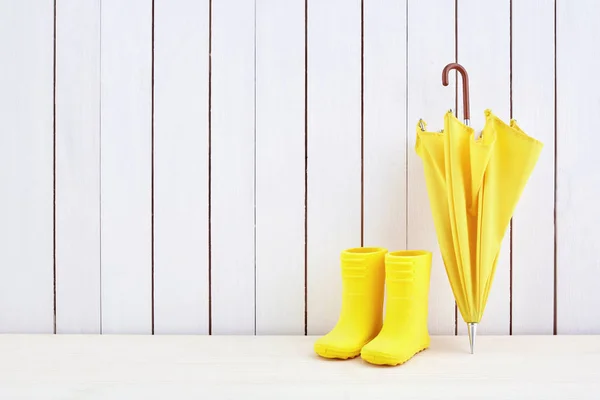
[442,63,470,126]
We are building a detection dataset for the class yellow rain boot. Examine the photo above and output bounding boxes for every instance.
[360,250,432,366]
[314,247,387,359]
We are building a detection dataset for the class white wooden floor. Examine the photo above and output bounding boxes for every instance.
[0,335,598,399]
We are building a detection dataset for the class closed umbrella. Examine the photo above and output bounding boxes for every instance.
[415,63,543,353]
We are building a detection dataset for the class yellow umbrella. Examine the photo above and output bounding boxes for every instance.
[415,63,543,353]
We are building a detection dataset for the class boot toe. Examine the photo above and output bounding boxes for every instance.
[314,331,366,359]
[360,336,429,366]
[314,338,362,359]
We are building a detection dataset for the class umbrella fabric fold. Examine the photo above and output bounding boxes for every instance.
[415,109,543,325]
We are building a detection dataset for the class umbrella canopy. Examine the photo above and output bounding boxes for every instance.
[415,63,543,353]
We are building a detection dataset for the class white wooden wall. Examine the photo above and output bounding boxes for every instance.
[0,0,597,335]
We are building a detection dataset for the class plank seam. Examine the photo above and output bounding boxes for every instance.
[303,0,308,336]
[253,0,257,336]
[553,0,558,336]
[454,0,458,337]
[99,0,103,334]
[208,0,213,336]
[509,0,513,336]
[360,0,364,248]
[53,0,57,335]
[151,0,155,336]
[404,0,409,253]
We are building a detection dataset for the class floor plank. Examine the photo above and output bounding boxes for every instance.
[0,335,597,399]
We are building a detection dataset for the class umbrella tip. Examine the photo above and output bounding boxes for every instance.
[467,323,477,354]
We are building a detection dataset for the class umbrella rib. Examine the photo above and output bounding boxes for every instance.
[476,177,485,322]
[444,118,471,322]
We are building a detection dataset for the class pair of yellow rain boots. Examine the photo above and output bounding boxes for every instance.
[314,247,432,366]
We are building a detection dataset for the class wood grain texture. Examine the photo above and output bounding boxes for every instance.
[211,0,256,334]
[457,0,511,335]
[363,0,407,251]
[153,0,210,335]
[407,0,457,335]
[306,0,362,335]
[55,0,101,333]
[2,0,599,337]
[255,0,305,334]
[0,335,599,398]
[100,0,153,334]
[0,0,54,333]
[556,0,600,334]
[511,0,555,334]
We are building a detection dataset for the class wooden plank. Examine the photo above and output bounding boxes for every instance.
[255,0,305,334]
[100,0,153,334]
[556,0,600,334]
[0,335,599,399]
[210,0,256,334]
[153,0,210,334]
[407,0,457,335]
[363,0,407,251]
[0,0,54,333]
[55,0,101,333]
[511,0,554,334]
[457,0,511,335]
[306,0,362,334]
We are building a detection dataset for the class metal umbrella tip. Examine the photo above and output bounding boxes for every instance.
[467,323,477,354]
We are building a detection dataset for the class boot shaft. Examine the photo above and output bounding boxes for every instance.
[384,250,432,332]
[338,247,387,325]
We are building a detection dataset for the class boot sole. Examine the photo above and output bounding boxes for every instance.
[360,345,428,366]
[314,343,361,360]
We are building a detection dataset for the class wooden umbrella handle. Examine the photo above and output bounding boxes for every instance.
[442,63,470,123]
